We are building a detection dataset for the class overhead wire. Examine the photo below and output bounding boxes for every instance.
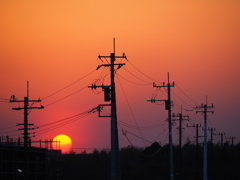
[175,83,200,106]
[116,73,146,147]
[42,69,96,100]
[126,59,162,83]
[99,108,164,131]
[34,106,98,136]
[0,125,17,131]
[44,86,88,107]
[117,74,151,86]
[122,66,152,84]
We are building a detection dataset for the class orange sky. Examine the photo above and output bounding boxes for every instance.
[1,0,240,153]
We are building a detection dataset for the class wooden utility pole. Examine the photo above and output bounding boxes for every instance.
[147,72,175,180]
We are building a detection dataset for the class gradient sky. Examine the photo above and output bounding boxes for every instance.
[1,0,240,153]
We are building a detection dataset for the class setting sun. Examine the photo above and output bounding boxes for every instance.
[53,134,72,153]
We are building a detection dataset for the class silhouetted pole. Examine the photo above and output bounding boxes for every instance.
[89,41,126,180]
[225,136,236,148]
[187,123,202,180]
[110,52,120,180]
[208,127,215,180]
[173,110,189,180]
[10,94,43,180]
[196,99,214,180]
[148,72,175,180]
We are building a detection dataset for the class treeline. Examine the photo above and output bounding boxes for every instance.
[57,141,240,180]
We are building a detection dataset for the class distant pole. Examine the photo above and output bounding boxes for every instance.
[147,72,175,180]
[173,108,189,180]
[225,136,236,148]
[208,127,215,180]
[187,123,202,180]
[196,99,214,180]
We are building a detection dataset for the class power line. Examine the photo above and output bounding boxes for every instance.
[175,83,200,106]
[34,107,99,136]
[0,125,17,131]
[42,69,96,100]
[44,86,88,107]
[127,60,162,83]
[122,66,152,84]
[117,73,151,86]
[116,74,146,147]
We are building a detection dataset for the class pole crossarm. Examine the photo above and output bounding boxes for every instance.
[10,99,41,103]
[96,104,111,118]
[147,99,166,103]
[153,82,175,88]
[172,113,189,121]
[96,63,125,70]
[12,106,44,110]
[98,53,127,60]
[88,84,110,90]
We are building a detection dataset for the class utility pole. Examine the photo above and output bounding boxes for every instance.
[196,99,214,180]
[225,136,236,148]
[215,132,225,148]
[208,127,215,180]
[172,109,189,180]
[187,123,202,180]
[147,72,175,180]
[89,39,126,180]
[9,83,44,180]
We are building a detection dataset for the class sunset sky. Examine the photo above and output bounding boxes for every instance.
[1,0,240,153]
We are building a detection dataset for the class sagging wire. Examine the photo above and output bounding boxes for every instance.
[42,69,96,100]
[0,125,17,131]
[127,59,162,84]
[34,106,99,137]
[116,73,146,147]
[175,83,200,106]
[122,66,152,84]
[117,74,152,86]
[44,86,88,107]
[100,108,165,131]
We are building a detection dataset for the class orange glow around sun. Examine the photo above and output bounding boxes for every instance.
[53,134,72,153]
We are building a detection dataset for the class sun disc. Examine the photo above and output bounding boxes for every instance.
[53,134,72,153]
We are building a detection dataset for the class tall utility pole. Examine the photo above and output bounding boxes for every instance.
[173,109,189,180]
[10,83,44,180]
[147,72,175,180]
[187,123,202,180]
[89,39,126,180]
[196,99,214,180]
